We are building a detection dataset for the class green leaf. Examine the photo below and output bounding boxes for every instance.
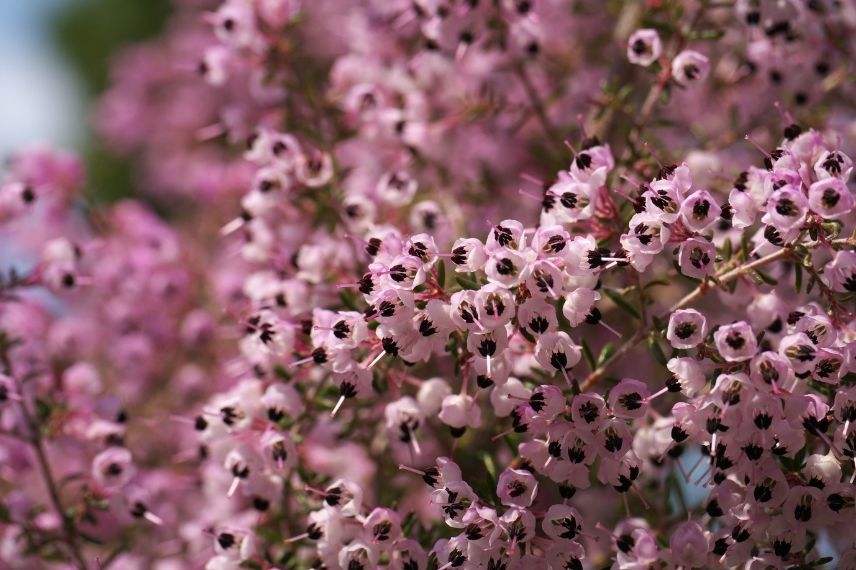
[35,398,53,424]
[436,260,446,289]
[455,275,479,290]
[720,238,732,261]
[647,336,668,367]
[338,289,359,311]
[481,452,497,483]
[372,371,388,394]
[753,269,778,286]
[689,28,725,41]
[401,512,418,537]
[555,298,572,333]
[581,339,597,371]
[603,288,640,320]
[643,278,671,290]
[794,263,802,293]
[807,275,817,295]
[597,343,616,367]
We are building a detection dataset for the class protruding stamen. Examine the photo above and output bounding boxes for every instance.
[144,511,164,525]
[331,395,346,417]
[367,351,386,369]
[220,218,245,236]
[410,430,422,456]
[492,427,515,442]
[284,532,309,544]
[290,355,315,368]
[197,123,225,141]
[645,387,669,403]
[520,172,544,186]
[600,321,622,338]
[398,464,426,476]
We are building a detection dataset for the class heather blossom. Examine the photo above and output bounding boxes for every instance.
[1,0,855,569]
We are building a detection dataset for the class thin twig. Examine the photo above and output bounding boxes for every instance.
[667,246,793,313]
[580,238,850,390]
[513,63,562,147]
[0,343,89,570]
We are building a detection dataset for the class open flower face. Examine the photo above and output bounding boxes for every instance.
[2,1,855,569]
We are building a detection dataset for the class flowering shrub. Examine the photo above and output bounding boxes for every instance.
[2,0,856,568]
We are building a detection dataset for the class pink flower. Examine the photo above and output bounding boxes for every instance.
[92,448,135,490]
[678,237,716,279]
[667,309,707,349]
[497,468,538,508]
[671,50,710,86]
[714,321,758,362]
[627,29,662,66]
[669,521,708,567]
[808,178,853,219]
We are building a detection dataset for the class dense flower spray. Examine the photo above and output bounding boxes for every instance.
[1,0,855,569]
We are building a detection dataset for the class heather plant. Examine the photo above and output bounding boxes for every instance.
[1,1,855,569]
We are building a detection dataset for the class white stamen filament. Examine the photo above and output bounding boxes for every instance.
[220,218,245,236]
[290,355,315,368]
[368,350,386,369]
[545,283,558,299]
[492,427,515,442]
[227,477,241,498]
[331,395,346,417]
[518,188,542,202]
[398,464,426,476]
[196,123,225,141]
[646,387,669,402]
[600,321,622,338]
[560,367,572,387]
[410,430,422,456]
[633,485,650,509]
[144,512,164,525]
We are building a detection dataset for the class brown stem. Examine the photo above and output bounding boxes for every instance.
[667,246,793,313]
[0,345,89,570]
[513,63,562,147]
[580,329,646,391]
[579,241,820,390]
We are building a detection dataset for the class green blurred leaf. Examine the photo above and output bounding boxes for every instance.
[436,260,446,289]
[647,336,668,367]
[53,0,172,205]
[597,343,615,367]
[455,275,479,290]
[603,288,640,320]
[581,339,596,371]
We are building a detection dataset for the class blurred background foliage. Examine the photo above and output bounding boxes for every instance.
[53,0,171,204]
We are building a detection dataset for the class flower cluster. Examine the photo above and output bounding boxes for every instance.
[1,0,855,569]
